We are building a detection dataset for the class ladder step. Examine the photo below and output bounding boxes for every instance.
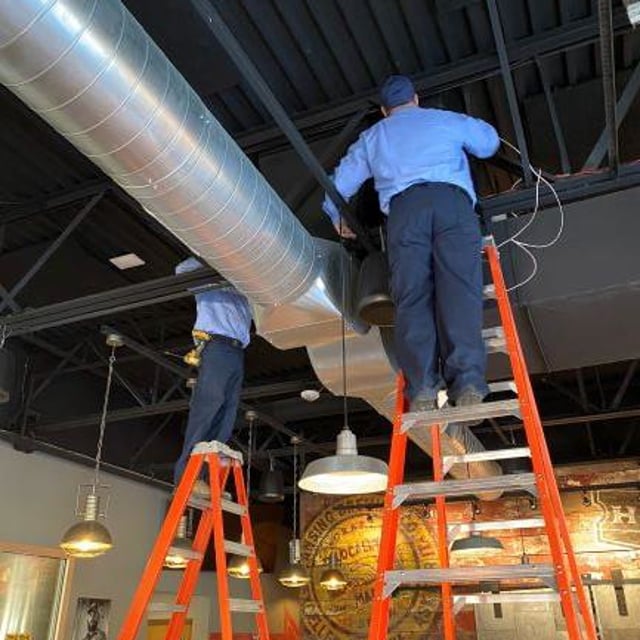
[393,472,536,507]
[187,496,247,516]
[229,598,264,614]
[221,498,247,516]
[448,518,545,540]
[224,540,253,557]
[484,326,507,354]
[167,546,202,561]
[384,564,555,597]
[402,399,520,433]
[487,380,517,394]
[453,591,560,612]
[148,602,187,614]
[443,446,531,470]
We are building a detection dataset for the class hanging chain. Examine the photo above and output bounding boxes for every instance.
[293,439,298,541]
[93,344,117,489]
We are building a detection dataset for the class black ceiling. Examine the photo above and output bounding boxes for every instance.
[1,0,640,490]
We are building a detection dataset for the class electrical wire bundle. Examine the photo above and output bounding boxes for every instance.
[498,138,566,292]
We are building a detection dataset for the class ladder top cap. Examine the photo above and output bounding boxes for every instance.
[192,440,244,463]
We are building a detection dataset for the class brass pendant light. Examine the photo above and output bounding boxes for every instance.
[60,334,122,558]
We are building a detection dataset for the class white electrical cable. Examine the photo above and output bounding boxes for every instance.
[497,137,566,292]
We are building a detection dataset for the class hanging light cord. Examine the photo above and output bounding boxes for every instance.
[93,344,116,489]
[339,218,349,428]
[292,440,298,542]
[247,415,254,496]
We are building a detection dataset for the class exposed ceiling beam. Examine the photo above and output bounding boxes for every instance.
[0,179,110,225]
[486,0,533,184]
[189,0,374,252]
[234,8,632,154]
[2,269,225,336]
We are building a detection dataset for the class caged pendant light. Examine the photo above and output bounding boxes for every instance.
[60,334,123,558]
[278,437,310,588]
[228,411,263,578]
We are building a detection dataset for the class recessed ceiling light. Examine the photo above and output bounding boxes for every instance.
[109,253,146,270]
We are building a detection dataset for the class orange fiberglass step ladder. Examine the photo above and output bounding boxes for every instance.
[117,441,270,640]
[368,238,598,640]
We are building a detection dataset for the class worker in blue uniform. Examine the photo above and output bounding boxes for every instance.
[173,257,252,496]
[323,75,499,413]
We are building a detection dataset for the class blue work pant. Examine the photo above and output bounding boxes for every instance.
[387,182,488,402]
[173,340,244,484]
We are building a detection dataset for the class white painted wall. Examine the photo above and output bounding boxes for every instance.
[0,440,295,638]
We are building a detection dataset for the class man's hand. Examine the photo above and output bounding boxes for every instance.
[334,220,357,240]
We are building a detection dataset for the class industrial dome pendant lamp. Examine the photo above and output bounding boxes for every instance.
[299,248,388,495]
[60,333,123,558]
[278,436,310,588]
[450,501,504,555]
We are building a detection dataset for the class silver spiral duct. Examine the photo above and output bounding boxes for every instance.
[0,0,501,493]
[0,0,316,305]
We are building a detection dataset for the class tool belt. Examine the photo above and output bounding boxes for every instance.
[184,330,242,367]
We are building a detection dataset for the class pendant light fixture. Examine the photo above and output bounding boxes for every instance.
[60,333,122,558]
[299,247,388,495]
[278,436,310,588]
[450,501,504,556]
[258,455,285,503]
[164,514,192,570]
[228,410,263,578]
[319,548,347,592]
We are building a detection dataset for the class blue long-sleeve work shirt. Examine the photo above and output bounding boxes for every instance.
[176,258,252,348]
[322,106,499,223]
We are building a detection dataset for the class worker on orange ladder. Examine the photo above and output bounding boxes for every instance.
[173,257,252,498]
[323,75,500,415]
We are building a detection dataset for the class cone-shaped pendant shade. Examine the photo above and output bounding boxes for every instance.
[258,459,285,503]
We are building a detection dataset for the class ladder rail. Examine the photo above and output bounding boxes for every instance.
[165,507,214,640]
[432,422,455,640]
[234,461,271,639]
[117,453,205,639]
[486,242,597,640]
[208,455,234,640]
[368,376,409,640]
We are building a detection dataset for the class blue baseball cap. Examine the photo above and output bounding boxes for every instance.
[379,75,416,109]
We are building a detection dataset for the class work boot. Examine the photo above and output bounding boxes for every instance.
[409,392,438,414]
[452,388,485,427]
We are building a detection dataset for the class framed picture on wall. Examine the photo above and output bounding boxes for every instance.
[71,598,110,640]
[0,541,74,640]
